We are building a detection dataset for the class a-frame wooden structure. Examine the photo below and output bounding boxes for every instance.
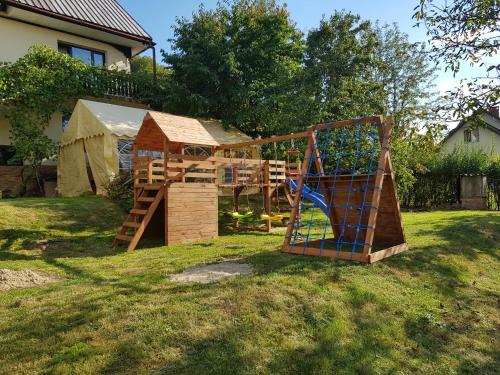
[282,116,408,263]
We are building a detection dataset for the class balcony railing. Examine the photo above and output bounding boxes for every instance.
[81,68,156,100]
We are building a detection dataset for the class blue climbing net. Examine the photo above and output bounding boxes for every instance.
[286,120,384,259]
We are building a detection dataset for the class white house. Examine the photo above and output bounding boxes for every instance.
[0,0,154,155]
[441,107,500,156]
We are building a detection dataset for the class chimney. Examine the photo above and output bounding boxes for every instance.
[489,106,499,118]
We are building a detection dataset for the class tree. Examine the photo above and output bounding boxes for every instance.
[373,23,438,130]
[302,12,383,122]
[130,55,172,111]
[414,0,500,118]
[0,46,94,189]
[164,0,304,137]
[131,55,171,78]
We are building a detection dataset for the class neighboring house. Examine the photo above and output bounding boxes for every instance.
[441,107,500,155]
[0,0,154,157]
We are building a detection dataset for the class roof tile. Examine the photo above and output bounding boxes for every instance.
[7,0,152,42]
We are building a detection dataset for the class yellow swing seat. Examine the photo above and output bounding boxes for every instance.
[260,214,284,222]
[230,211,254,219]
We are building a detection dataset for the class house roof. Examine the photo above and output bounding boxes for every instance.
[442,110,500,143]
[4,0,153,44]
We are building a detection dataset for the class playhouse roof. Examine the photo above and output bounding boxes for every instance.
[136,112,226,150]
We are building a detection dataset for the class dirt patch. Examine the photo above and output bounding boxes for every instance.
[169,262,254,284]
[0,269,60,291]
[27,239,71,252]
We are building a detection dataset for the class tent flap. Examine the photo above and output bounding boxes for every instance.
[57,139,92,197]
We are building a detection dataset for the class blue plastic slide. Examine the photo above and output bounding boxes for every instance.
[286,178,329,216]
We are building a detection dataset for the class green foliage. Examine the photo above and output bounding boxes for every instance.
[131,55,171,78]
[0,45,165,183]
[414,0,500,119]
[164,0,304,137]
[429,147,492,176]
[302,12,382,121]
[130,55,172,110]
[373,23,438,130]
[399,147,499,208]
[0,45,93,167]
[486,156,500,179]
[104,174,133,212]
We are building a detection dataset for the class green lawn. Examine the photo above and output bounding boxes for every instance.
[0,196,499,375]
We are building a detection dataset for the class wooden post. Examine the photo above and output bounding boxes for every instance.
[180,143,185,183]
[263,160,272,232]
[283,131,314,251]
[362,116,392,256]
[132,143,138,206]
[163,138,169,246]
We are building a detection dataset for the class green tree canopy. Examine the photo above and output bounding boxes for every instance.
[302,12,383,121]
[164,0,304,137]
[414,0,500,119]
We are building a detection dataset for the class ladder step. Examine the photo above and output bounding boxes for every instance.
[116,234,133,242]
[135,183,163,190]
[124,221,141,228]
[131,209,148,215]
[137,197,155,202]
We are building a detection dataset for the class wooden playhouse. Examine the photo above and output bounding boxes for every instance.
[113,111,220,250]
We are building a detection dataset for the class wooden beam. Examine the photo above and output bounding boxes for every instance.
[216,116,383,151]
[312,115,383,132]
[282,245,370,263]
[263,160,272,232]
[368,243,409,263]
[282,134,314,250]
[361,116,392,256]
[163,138,169,246]
[216,130,311,151]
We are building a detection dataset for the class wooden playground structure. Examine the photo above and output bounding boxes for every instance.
[114,112,408,263]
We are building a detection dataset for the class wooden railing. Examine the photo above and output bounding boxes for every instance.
[134,156,217,185]
[133,155,292,187]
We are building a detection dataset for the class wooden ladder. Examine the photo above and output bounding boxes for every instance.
[113,184,164,252]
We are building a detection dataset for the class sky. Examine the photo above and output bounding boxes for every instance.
[118,0,487,98]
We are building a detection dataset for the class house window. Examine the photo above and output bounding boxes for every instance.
[58,43,105,67]
[184,145,211,157]
[464,128,479,143]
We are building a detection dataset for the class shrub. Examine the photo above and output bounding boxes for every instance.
[104,174,133,211]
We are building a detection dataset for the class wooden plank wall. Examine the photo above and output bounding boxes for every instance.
[308,174,405,247]
[372,174,406,247]
[167,183,218,245]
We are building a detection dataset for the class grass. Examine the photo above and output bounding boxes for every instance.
[0,196,499,375]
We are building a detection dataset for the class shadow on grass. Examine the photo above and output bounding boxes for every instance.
[0,196,125,260]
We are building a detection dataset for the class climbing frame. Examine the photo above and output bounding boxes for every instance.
[282,116,408,263]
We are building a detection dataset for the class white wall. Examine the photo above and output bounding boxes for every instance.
[0,17,131,147]
[0,17,130,70]
[441,116,500,156]
[0,112,63,146]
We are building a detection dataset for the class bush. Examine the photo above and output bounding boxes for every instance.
[104,174,133,211]
[399,147,499,209]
